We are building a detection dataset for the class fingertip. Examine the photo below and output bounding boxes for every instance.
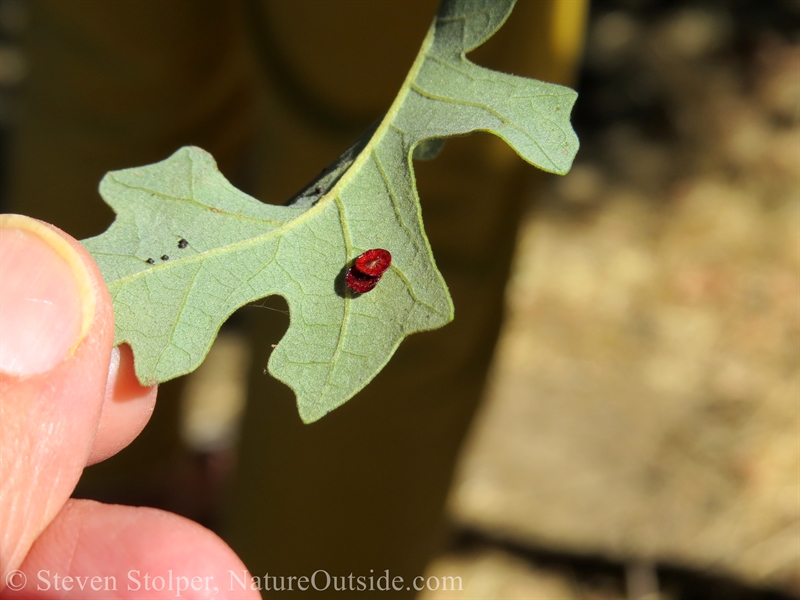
[88,344,157,465]
[0,215,115,578]
[10,500,262,600]
[0,215,97,376]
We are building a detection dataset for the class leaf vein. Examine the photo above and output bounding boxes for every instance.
[323,196,354,395]
[409,83,562,171]
[153,261,203,373]
[110,178,285,226]
[371,150,417,242]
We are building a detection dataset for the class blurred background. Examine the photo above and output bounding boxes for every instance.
[1,1,798,599]
[425,2,800,599]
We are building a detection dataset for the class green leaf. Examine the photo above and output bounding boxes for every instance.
[82,0,578,423]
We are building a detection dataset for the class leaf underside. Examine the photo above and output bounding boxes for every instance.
[82,0,578,423]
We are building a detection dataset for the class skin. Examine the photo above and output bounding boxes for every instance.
[0,215,259,599]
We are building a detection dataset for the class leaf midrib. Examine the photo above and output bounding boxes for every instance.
[107,188,334,289]
[108,28,439,293]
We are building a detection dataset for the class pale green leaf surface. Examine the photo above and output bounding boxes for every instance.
[83,0,578,423]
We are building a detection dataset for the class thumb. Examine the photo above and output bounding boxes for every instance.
[0,215,113,579]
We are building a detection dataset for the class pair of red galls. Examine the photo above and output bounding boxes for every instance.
[346,249,392,293]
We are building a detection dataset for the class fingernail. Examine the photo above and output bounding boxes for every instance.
[0,215,95,376]
[104,345,121,401]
